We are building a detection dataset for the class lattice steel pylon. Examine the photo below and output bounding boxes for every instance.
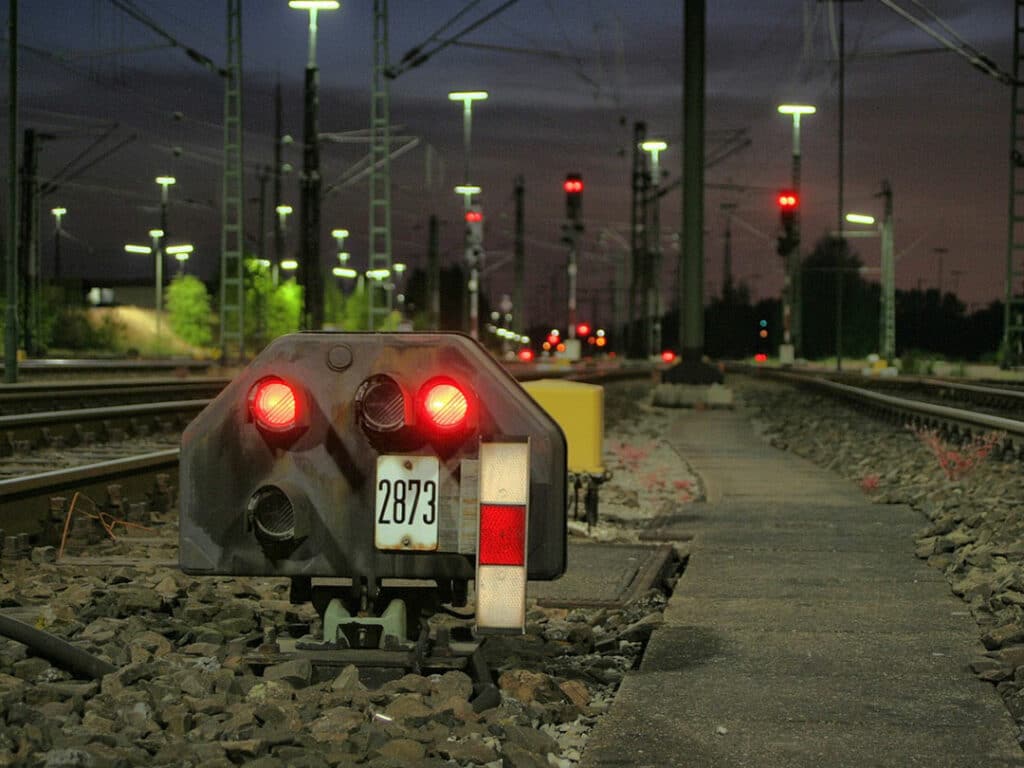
[1005,0,1024,366]
[220,0,245,361]
[368,0,393,330]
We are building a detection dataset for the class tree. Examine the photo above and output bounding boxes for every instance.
[244,259,303,353]
[799,235,878,359]
[166,274,213,347]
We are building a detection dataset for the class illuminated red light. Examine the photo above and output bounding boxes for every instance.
[661,350,676,363]
[575,322,591,337]
[420,380,470,430]
[563,179,583,193]
[776,192,798,209]
[478,504,526,565]
[465,210,483,223]
[517,348,535,362]
[249,377,299,431]
[754,353,768,363]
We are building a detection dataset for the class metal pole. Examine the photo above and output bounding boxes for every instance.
[274,79,284,287]
[835,1,846,372]
[680,0,705,361]
[513,175,525,335]
[785,114,803,354]
[880,180,895,361]
[648,150,662,357]
[428,214,440,328]
[5,0,17,382]
[462,101,472,185]
[158,187,168,346]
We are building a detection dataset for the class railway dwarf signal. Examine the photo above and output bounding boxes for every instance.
[180,332,567,638]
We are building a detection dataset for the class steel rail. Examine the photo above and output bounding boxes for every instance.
[768,370,1024,440]
[0,399,211,453]
[0,378,229,414]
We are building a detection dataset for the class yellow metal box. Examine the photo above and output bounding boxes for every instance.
[522,379,604,475]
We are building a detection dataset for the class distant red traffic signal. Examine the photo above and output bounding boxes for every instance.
[575,322,591,338]
[776,191,798,210]
[563,178,584,194]
[465,210,483,223]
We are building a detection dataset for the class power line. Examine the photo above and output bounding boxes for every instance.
[105,0,225,77]
[877,0,1012,85]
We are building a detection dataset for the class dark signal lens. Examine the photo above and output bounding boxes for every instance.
[358,375,407,433]
[249,377,299,431]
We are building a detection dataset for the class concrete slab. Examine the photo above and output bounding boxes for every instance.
[580,407,1023,768]
[642,625,980,680]
[530,541,674,608]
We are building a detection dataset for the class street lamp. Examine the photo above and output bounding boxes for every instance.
[776,104,815,362]
[449,92,488,340]
[332,228,349,264]
[845,183,895,363]
[289,0,339,331]
[50,207,66,281]
[166,244,194,274]
[641,140,667,358]
[125,230,165,347]
[275,205,293,284]
[448,91,488,188]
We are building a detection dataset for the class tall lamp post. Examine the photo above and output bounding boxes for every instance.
[275,204,293,284]
[449,91,488,339]
[641,140,667,358]
[289,0,339,331]
[776,104,815,361]
[167,244,194,275]
[125,227,165,347]
[50,207,66,282]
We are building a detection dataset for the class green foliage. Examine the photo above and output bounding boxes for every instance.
[165,274,213,347]
[244,259,303,352]
[898,349,935,375]
[799,235,878,359]
[49,307,124,353]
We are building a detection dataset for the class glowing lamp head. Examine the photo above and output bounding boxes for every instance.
[420,379,470,432]
[517,348,535,362]
[465,210,483,223]
[754,353,769,363]
[661,350,676,363]
[776,191,798,210]
[563,178,583,194]
[575,322,591,338]
[249,377,299,432]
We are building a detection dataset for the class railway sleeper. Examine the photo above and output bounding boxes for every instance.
[242,579,499,710]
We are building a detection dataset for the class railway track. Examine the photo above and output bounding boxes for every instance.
[0,360,652,549]
[740,365,1024,455]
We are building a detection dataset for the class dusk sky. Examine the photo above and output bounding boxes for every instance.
[4,1,1012,330]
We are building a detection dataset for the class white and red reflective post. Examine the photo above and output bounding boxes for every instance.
[476,439,530,633]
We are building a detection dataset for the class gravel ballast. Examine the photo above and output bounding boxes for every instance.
[735,373,1024,734]
[0,381,695,768]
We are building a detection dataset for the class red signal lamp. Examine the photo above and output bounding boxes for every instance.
[754,353,768,363]
[517,348,535,362]
[249,377,300,432]
[465,210,483,223]
[563,178,583,194]
[776,191,798,210]
[575,322,591,338]
[419,378,472,433]
[660,350,676,363]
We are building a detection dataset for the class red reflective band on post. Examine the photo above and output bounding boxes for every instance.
[249,378,298,430]
[479,504,526,566]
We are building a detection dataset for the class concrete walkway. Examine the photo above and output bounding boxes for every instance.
[582,409,1023,768]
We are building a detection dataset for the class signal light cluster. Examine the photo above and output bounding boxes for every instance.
[465,210,483,223]
[563,178,584,194]
[248,374,474,441]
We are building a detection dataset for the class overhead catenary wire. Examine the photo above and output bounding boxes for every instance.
[876,0,1012,85]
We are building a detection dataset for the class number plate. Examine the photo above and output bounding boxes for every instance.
[375,455,440,551]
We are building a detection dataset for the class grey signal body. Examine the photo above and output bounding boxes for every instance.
[179,332,567,583]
